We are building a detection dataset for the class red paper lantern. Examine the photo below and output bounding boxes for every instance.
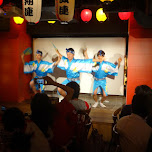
[81,9,92,22]
[118,12,131,20]
[0,0,3,6]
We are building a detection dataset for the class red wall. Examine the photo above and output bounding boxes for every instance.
[126,13,152,104]
[0,18,32,102]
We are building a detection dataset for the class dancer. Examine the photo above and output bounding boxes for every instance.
[84,49,122,108]
[56,48,101,97]
[21,49,60,94]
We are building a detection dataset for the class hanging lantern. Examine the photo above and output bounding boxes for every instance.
[0,0,3,6]
[118,12,131,20]
[23,0,42,23]
[55,0,75,22]
[35,21,39,24]
[48,21,56,24]
[100,0,114,2]
[81,9,92,22]
[13,17,24,24]
[96,8,107,22]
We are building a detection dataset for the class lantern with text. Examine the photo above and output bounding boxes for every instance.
[81,9,92,22]
[23,0,42,23]
[100,0,114,3]
[96,8,107,22]
[13,17,24,24]
[55,0,75,22]
[118,12,131,20]
[0,0,3,6]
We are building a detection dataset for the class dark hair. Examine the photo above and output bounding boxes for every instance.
[2,108,31,152]
[132,94,152,118]
[97,50,105,57]
[67,48,74,52]
[36,50,43,56]
[66,81,80,99]
[2,107,25,132]
[31,93,56,137]
[135,85,152,95]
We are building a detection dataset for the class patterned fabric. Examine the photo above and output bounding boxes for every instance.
[92,61,118,96]
[24,60,55,92]
[57,56,96,79]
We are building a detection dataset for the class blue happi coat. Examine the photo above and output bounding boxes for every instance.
[57,56,95,85]
[24,60,55,92]
[92,61,118,96]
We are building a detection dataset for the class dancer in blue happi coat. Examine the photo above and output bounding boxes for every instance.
[56,48,100,97]
[21,50,60,94]
[84,49,122,108]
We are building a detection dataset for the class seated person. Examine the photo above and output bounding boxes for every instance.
[66,81,90,111]
[119,85,152,118]
[116,94,152,152]
[31,76,78,151]
[0,107,51,152]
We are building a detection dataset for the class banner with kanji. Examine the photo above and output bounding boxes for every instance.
[55,0,75,22]
[23,0,42,23]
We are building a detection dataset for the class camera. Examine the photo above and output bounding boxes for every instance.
[34,78,47,85]
[1,106,6,111]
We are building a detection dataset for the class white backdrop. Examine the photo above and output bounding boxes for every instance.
[33,37,125,95]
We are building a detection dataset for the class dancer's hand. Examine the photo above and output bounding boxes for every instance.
[118,57,122,63]
[56,49,62,58]
[54,56,61,65]
[21,53,25,64]
[118,57,122,69]
[83,48,89,59]
[21,53,24,58]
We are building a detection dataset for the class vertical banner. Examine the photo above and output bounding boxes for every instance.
[23,0,42,23]
[55,0,75,22]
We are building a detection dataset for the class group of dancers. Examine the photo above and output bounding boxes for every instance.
[21,47,122,108]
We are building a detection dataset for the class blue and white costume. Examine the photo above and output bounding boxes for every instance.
[24,60,55,92]
[92,61,118,96]
[57,56,95,85]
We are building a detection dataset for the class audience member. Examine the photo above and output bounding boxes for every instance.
[31,76,78,151]
[0,107,51,152]
[66,81,90,111]
[119,85,152,118]
[31,93,55,138]
[116,94,152,152]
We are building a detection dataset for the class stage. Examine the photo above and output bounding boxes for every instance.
[0,94,125,141]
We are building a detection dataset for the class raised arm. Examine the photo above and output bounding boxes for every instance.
[54,56,61,66]
[56,49,63,58]
[118,57,122,68]
[21,53,25,64]
[43,76,74,102]
[115,57,122,69]
[83,48,89,59]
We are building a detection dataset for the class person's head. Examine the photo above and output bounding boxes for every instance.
[135,85,152,95]
[31,93,56,136]
[66,81,80,99]
[66,48,75,61]
[2,108,31,152]
[36,50,43,61]
[132,94,152,118]
[97,50,105,60]
[2,107,25,132]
